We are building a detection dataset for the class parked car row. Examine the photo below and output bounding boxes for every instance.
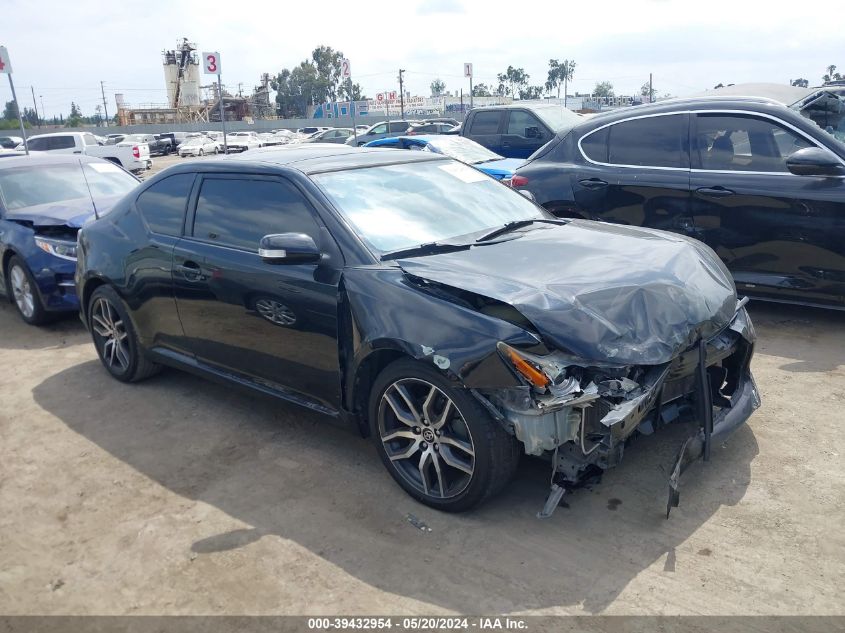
[1,140,764,518]
[24,132,152,173]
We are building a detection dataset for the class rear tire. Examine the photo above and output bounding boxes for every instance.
[88,285,160,383]
[6,256,49,325]
[198,149,204,156]
[369,358,520,511]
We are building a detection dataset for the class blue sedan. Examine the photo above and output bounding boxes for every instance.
[364,135,524,182]
[0,154,139,324]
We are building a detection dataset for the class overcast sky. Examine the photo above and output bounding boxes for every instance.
[2,0,842,119]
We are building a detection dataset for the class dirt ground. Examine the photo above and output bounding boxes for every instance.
[0,288,844,615]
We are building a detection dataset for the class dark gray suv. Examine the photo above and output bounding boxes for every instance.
[345,120,411,146]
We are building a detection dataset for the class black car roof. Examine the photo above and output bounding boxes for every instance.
[173,145,447,175]
[583,96,797,124]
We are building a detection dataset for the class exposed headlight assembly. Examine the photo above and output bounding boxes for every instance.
[497,342,579,394]
[34,237,78,261]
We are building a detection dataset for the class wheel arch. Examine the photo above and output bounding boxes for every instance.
[348,346,414,437]
[1,247,20,301]
[80,276,109,324]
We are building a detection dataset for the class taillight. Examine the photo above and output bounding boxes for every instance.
[406,130,417,135]
[510,175,529,188]
[132,146,140,158]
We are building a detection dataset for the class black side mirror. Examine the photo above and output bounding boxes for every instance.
[258,233,320,264]
[785,147,845,177]
[525,126,542,139]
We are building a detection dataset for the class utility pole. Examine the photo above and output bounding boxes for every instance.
[100,81,110,127]
[30,86,40,128]
[398,69,405,119]
[40,95,45,124]
[649,73,653,103]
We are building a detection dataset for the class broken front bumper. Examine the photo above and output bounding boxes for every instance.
[667,365,760,516]
[480,303,760,517]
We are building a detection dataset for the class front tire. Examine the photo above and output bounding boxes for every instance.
[369,358,520,512]
[6,256,48,325]
[198,149,204,156]
[88,285,160,383]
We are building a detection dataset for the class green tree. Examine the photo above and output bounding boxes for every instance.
[311,45,344,101]
[22,107,38,126]
[519,85,544,100]
[822,64,842,83]
[339,81,365,101]
[547,59,576,102]
[430,78,446,97]
[497,66,529,98]
[3,100,18,120]
[791,78,809,88]
[66,102,83,127]
[640,81,656,101]
[471,83,492,97]
[593,81,614,99]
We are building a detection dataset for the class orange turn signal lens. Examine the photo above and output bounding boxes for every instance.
[498,343,550,389]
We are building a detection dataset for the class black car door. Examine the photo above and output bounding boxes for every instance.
[500,109,552,159]
[127,173,196,351]
[171,173,344,411]
[464,110,506,154]
[690,111,845,305]
[572,113,693,235]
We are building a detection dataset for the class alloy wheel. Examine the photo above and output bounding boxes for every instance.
[378,378,475,499]
[255,298,296,326]
[91,297,131,372]
[9,264,35,318]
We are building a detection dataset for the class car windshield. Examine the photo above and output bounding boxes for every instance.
[423,136,502,164]
[121,134,148,143]
[532,105,583,132]
[312,159,544,253]
[182,138,205,146]
[0,161,138,211]
[795,92,845,147]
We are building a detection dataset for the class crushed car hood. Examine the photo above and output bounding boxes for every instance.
[6,195,122,228]
[397,220,737,365]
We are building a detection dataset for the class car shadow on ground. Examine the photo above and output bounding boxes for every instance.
[0,301,86,350]
[33,359,758,614]
[747,300,845,374]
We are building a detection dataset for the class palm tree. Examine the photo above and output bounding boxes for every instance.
[559,60,576,107]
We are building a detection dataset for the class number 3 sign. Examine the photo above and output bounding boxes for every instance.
[202,52,221,75]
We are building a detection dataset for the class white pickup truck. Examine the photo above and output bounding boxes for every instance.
[25,132,152,174]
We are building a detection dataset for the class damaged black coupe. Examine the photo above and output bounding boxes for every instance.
[75,147,760,514]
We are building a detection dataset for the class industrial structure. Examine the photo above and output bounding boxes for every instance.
[116,38,277,126]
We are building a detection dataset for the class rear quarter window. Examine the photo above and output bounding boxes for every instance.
[135,174,194,236]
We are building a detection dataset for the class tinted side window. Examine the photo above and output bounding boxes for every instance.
[50,136,76,150]
[192,178,320,252]
[136,174,194,236]
[581,127,609,162]
[389,122,410,133]
[469,111,502,135]
[695,114,814,172]
[507,111,543,136]
[607,114,687,168]
[28,137,50,151]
